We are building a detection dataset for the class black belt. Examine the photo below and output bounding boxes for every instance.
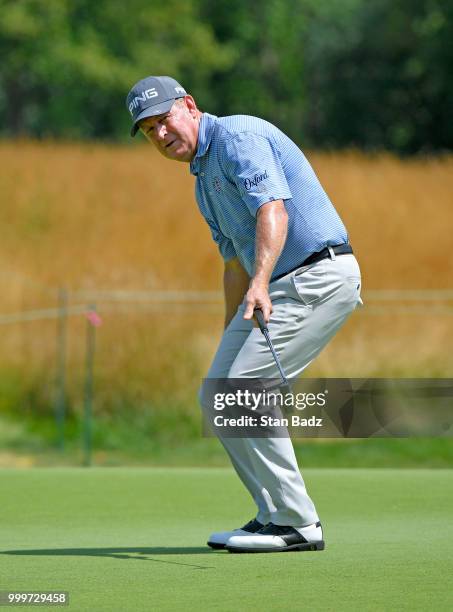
[273,243,353,282]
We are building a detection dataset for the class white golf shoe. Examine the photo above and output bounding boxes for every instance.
[226,521,325,553]
[207,518,264,549]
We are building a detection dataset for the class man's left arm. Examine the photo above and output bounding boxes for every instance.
[243,199,288,323]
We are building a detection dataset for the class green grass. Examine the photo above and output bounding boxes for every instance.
[1,468,452,611]
[2,412,453,468]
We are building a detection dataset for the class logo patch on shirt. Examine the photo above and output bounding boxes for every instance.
[244,170,269,191]
[213,176,222,193]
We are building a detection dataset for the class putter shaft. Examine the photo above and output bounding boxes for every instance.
[254,309,290,387]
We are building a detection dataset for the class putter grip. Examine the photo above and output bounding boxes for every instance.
[254,308,268,333]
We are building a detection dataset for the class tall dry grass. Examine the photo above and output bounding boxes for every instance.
[1,141,452,419]
[2,143,452,290]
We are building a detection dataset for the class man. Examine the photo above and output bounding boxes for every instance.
[126,76,362,553]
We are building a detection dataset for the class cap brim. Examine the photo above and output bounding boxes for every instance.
[130,99,175,136]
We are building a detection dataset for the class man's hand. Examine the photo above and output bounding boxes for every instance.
[243,200,288,324]
[243,279,273,322]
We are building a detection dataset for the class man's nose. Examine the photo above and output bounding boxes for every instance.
[154,123,167,141]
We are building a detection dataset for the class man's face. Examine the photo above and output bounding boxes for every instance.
[139,97,199,162]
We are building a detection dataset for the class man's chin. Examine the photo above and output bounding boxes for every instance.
[164,147,191,162]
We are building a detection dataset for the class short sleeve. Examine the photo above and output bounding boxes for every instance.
[222,133,292,217]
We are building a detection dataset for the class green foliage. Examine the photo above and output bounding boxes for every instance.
[0,0,452,151]
[0,0,235,139]
[304,0,453,152]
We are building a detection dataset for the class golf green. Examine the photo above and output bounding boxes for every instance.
[0,468,452,611]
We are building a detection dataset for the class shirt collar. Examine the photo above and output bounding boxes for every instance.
[190,113,217,176]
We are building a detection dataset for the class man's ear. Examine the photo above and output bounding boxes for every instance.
[183,95,198,118]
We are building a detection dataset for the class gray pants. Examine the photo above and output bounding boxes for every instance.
[200,253,362,527]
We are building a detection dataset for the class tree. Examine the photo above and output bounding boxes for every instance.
[303,0,453,153]
[0,0,235,139]
[1,0,452,151]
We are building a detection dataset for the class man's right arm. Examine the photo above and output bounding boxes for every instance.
[223,257,250,329]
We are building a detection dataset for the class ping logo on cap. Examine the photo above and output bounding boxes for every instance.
[128,88,159,114]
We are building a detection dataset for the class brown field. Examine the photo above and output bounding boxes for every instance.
[1,141,452,416]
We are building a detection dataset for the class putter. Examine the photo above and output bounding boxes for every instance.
[254,308,290,392]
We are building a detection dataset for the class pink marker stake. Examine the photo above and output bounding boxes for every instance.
[85,310,103,327]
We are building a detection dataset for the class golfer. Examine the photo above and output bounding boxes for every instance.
[126,76,362,553]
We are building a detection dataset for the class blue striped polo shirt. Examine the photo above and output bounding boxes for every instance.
[189,113,348,281]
